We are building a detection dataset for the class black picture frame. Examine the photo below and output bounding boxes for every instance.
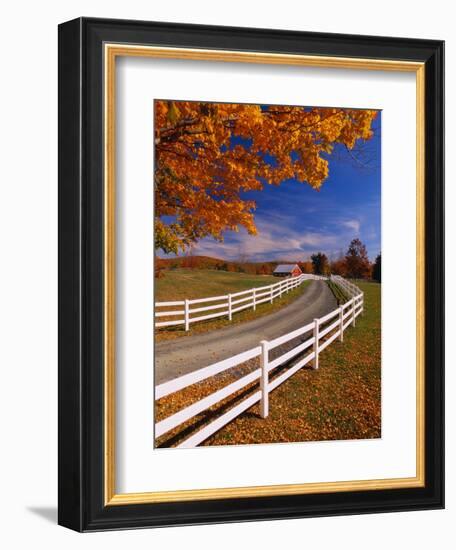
[58,17,444,531]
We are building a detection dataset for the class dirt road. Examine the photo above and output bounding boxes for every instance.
[155,280,337,384]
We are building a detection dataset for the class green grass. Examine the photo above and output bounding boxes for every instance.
[155,269,310,342]
[155,269,278,302]
[155,281,381,446]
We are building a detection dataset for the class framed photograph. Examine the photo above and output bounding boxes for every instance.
[58,17,444,531]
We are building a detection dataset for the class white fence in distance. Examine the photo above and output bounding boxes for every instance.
[155,277,364,448]
[155,273,325,331]
[330,274,363,298]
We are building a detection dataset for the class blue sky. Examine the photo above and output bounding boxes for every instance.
[162,111,381,263]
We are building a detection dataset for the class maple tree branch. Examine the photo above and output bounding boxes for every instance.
[343,144,375,169]
[275,112,342,134]
[156,146,193,160]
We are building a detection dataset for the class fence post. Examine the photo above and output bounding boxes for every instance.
[279,281,283,298]
[312,318,320,370]
[253,287,256,311]
[339,306,344,342]
[228,293,232,321]
[270,285,273,304]
[352,298,356,327]
[361,293,364,316]
[260,340,269,418]
[184,299,190,331]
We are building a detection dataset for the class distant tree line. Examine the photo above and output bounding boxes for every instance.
[155,254,280,278]
[307,238,381,281]
[155,238,381,282]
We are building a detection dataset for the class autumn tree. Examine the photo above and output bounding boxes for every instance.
[155,100,378,253]
[330,258,347,276]
[154,256,165,278]
[298,260,313,274]
[258,263,270,275]
[345,238,371,279]
[330,250,347,276]
[311,252,329,275]
[181,245,200,269]
[372,254,381,283]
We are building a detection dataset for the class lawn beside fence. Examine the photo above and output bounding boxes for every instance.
[155,269,278,302]
[155,269,312,342]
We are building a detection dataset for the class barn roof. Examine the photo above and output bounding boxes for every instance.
[273,264,300,273]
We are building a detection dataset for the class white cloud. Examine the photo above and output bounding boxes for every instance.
[192,215,340,262]
[161,213,373,262]
[341,219,361,234]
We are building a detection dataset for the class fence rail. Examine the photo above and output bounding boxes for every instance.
[155,277,364,448]
[330,274,362,297]
[155,273,325,331]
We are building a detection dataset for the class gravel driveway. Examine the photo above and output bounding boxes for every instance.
[155,280,337,384]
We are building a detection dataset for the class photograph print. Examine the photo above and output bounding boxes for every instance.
[153,100,381,449]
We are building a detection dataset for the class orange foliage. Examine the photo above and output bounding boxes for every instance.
[154,256,165,278]
[345,238,371,279]
[155,101,378,253]
[298,260,313,274]
[330,258,347,276]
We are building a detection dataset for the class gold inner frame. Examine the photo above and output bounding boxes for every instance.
[104,44,426,506]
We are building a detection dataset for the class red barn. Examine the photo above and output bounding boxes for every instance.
[273,264,302,278]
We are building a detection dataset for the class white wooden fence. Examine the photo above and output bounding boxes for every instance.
[155,273,325,331]
[155,277,364,448]
[330,275,363,298]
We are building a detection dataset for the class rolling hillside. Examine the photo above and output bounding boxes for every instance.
[155,268,277,302]
[156,255,313,278]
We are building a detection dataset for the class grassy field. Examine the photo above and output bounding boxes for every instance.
[155,269,278,301]
[155,269,311,342]
[155,280,381,447]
